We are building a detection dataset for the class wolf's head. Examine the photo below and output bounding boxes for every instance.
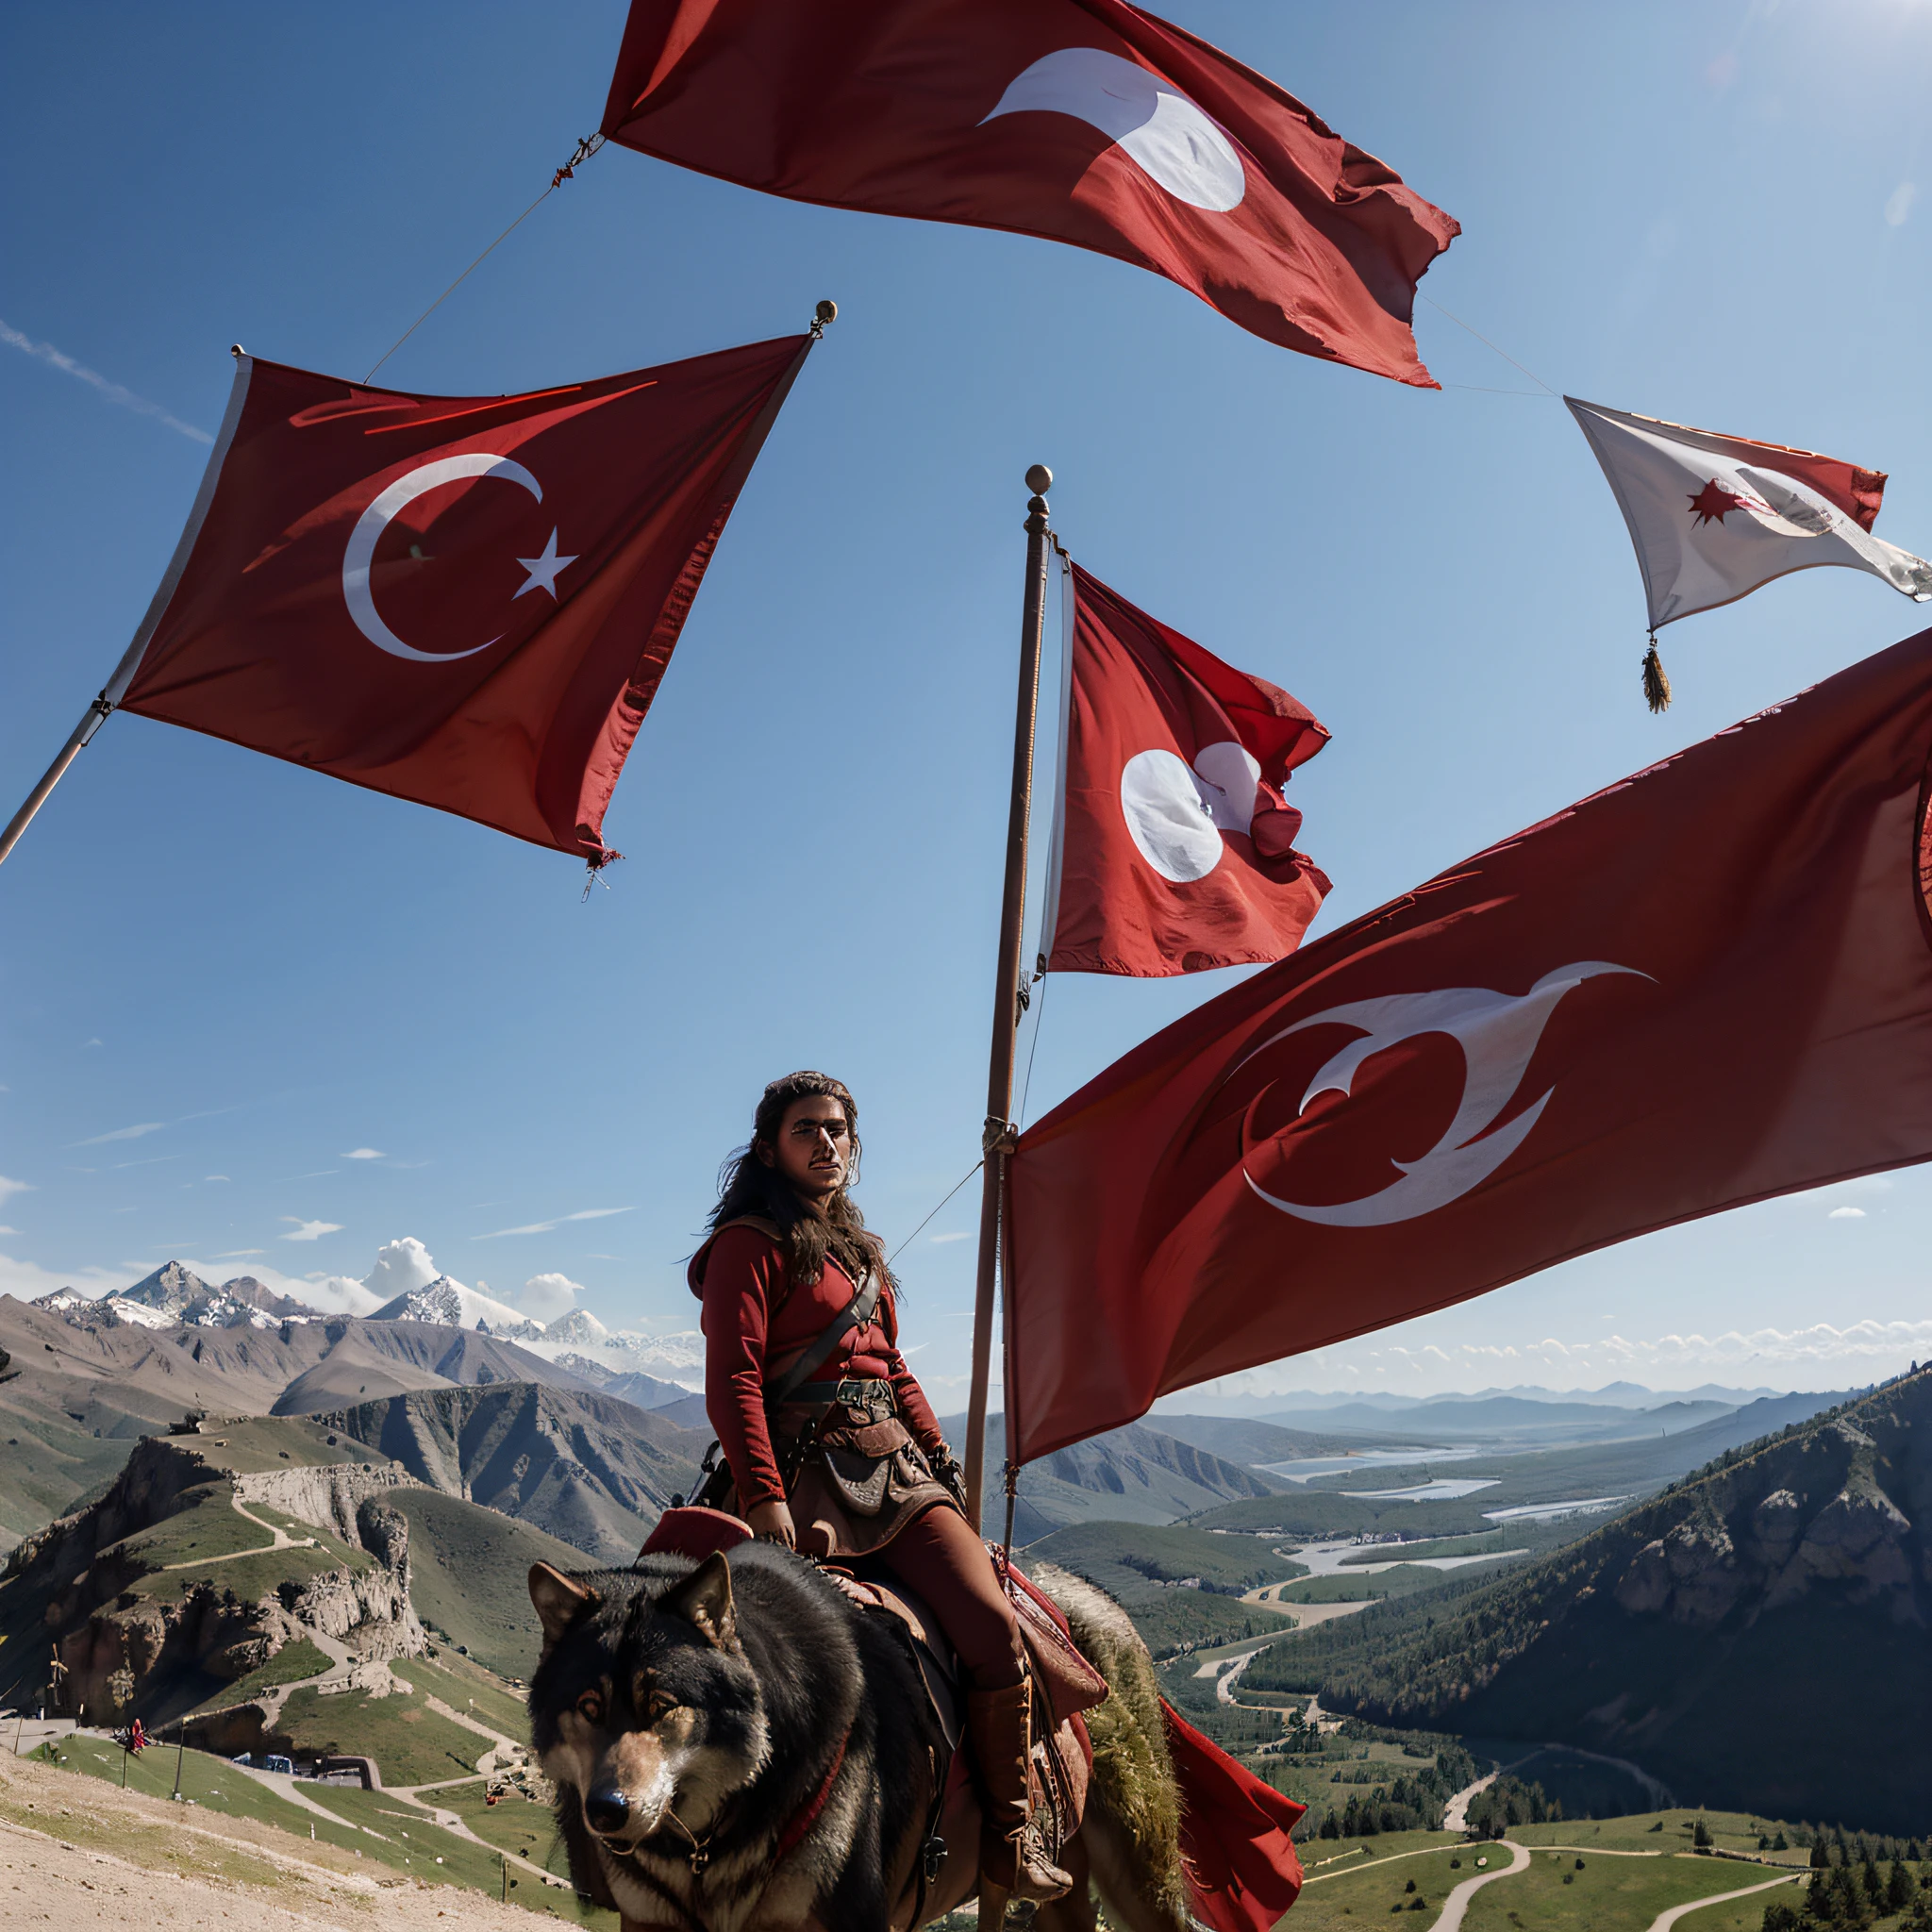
[528,1553,771,1857]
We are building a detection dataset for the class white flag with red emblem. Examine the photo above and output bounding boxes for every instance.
[1569,397,1932,630]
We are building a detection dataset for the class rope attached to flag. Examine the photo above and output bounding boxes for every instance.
[364,134,606,384]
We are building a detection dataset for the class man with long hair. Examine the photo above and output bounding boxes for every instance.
[690,1070,1069,1907]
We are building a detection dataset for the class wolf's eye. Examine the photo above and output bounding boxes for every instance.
[575,1690,605,1724]
[645,1690,679,1724]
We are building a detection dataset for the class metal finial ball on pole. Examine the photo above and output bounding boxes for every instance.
[1025,464,1052,498]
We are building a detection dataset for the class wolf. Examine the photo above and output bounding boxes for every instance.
[528,1543,1191,1932]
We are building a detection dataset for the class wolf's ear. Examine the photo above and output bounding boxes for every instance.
[658,1550,738,1652]
[529,1563,598,1646]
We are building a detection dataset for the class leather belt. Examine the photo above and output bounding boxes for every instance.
[776,1376,894,1416]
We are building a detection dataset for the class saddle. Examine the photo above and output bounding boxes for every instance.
[641,1507,1107,1910]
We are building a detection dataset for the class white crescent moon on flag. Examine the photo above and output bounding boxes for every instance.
[1236,961,1648,1226]
[341,453,542,662]
[983,47,1246,213]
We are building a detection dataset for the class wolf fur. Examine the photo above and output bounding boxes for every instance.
[528,1545,1190,1932]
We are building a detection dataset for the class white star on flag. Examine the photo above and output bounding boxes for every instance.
[514,527,577,600]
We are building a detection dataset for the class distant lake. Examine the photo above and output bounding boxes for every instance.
[1255,1447,1478,1485]
[1481,1495,1631,1524]
[1338,1477,1499,1501]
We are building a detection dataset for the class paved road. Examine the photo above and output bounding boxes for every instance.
[1643,1869,1806,1931]
[1428,1837,1530,1931]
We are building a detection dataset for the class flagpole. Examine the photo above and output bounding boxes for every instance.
[0,342,257,875]
[962,464,1053,1527]
[0,633,153,870]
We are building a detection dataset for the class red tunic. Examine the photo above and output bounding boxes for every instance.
[692,1224,946,1507]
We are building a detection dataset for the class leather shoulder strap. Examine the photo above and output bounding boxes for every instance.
[765,1271,883,1407]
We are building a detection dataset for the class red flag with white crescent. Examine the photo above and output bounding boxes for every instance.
[599,0,1457,384]
[1007,624,1932,1463]
[118,334,813,864]
[1041,561,1330,977]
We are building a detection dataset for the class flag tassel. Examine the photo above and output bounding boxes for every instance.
[1642,635,1672,714]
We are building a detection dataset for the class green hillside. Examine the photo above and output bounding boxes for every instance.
[1248,1369,1932,1835]
[392,1484,594,1678]
[1022,1521,1301,1654]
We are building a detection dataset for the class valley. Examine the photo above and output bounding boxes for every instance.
[3,1269,1924,1927]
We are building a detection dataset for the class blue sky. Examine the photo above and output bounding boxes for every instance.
[5,2,1932,1406]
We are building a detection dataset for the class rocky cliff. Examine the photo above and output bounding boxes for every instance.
[0,1436,425,1722]
[1292,1366,1932,1833]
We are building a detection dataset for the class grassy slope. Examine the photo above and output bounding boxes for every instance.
[1023,1521,1300,1657]
[192,1639,333,1712]
[393,1488,593,1681]
[29,1735,606,1923]
[1274,1565,1479,1604]
[0,1410,136,1547]
[117,1481,368,1607]
[276,1680,487,1787]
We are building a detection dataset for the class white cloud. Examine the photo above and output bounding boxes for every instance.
[520,1272,586,1324]
[304,1272,383,1315]
[1887,181,1918,227]
[213,1249,265,1258]
[1828,1206,1866,1220]
[342,1148,386,1160]
[81,1039,103,1048]
[74,1122,164,1146]
[1,318,213,442]
[362,1236,446,1303]
[0,1176,33,1206]
[205,1174,230,1183]
[0,1226,17,1237]
[0,1250,144,1303]
[930,1231,972,1244]
[281,1218,343,1242]
[475,1206,635,1239]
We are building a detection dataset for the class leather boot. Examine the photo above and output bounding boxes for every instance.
[966,1677,1072,1913]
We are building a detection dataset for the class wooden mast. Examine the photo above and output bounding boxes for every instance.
[961,464,1053,1526]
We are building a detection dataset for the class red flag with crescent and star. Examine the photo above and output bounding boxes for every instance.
[1041,561,1331,976]
[117,333,814,865]
[1005,622,1932,1463]
[599,0,1457,384]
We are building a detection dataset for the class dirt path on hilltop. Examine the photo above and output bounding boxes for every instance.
[0,1741,543,1930]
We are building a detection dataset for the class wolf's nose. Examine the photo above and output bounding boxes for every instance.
[585,1785,631,1836]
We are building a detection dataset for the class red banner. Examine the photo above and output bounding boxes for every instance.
[120,335,812,863]
[1162,1700,1305,1932]
[1044,562,1329,976]
[1007,627,1932,1462]
[601,0,1457,383]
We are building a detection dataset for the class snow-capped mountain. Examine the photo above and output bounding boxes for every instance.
[367,1274,539,1336]
[527,1324,705,1386]
[542,1307,611,1348]
[34,1263,321,1332]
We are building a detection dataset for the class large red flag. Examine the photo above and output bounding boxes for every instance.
[1006,626,1932,1462]
[1042,561,1330,976]
[118,334,813,865]
[600,1,1457,384]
